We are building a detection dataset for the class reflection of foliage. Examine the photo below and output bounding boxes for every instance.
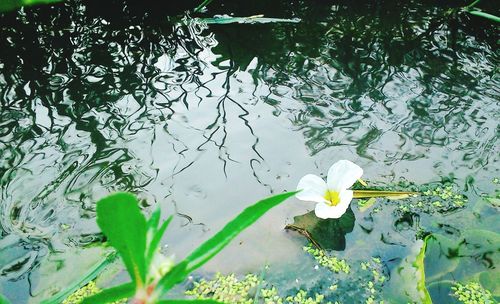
[208,0,499,157]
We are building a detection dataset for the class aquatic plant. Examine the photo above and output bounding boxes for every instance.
[396,183,467,214]
[186,272,327,304]
[451,282,494,304]
[296,160,364,219]
[62,281,125,304]
[186,273,260,304]
[463,0,500,23]
[302,245,350,274]
[66,191,296,304]
[184,249,389,304]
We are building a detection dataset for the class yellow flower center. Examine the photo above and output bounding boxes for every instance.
[324,190,341,206]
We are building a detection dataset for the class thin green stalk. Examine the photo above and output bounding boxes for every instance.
[40,253,118,304]
[466,0,481,9]
[194,0,213,13]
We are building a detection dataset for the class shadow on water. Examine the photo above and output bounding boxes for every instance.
[0,0,498,302]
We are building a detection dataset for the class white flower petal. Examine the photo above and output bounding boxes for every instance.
[337,189,354,210]
[327,160,363,191]
[314,190,353,219]
[296,174,328,204]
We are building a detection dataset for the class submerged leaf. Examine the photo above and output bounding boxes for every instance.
[96,193,148,286]
[384,240,432,303]
[285,209,355,250]
[424,234,460,284]
[479,270,500,298]
[414,236,432,304]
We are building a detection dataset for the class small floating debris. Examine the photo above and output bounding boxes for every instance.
[199,14,301,24]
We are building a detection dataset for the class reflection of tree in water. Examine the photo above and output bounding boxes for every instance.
[0,0,498,300]
[0,0,262,295]
[208,0,498,164]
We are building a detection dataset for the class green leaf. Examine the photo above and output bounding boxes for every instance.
[0,294,11,304]
[81,282,135,304]
[156,191,296,294]
[147,215,173,264]
[468,10,500,22]
[40,253,117,304]
[424,234,460,283]
[384,239,432,303]
[158,300,223,304]
[96,193,147,286]
[479,270,500,297]
[154,261,189,296]
[414,236,432,304]
[0,0,63,12]
[184,191,296,273]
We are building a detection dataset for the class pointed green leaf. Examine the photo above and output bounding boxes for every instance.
[147,215,173,264]
[81,282,135,304]
[0,294,11,304]
[156,192,296,294]
[96,193,147,285]
[184,191,296,273]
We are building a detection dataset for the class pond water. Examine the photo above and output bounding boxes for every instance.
[0,0,498,303]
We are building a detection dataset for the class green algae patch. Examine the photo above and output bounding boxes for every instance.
[62,281,125,304]
[452,282,495,304]
[303,245,350,274]
[186,273,260,304]
[185,248,388,304]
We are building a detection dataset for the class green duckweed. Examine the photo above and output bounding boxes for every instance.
[62,281,125,304]
[451,282,494,304]
[186,273,260,304]
[303,245,350,274]
[397,183,467,214]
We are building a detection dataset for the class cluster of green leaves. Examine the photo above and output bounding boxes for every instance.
[75,191,295,304]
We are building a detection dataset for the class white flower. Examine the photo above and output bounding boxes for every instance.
[296,160,363,219]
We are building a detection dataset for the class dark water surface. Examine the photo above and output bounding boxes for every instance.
[0,0,498,303]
